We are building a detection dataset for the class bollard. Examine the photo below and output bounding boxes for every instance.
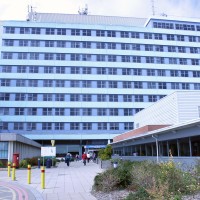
[41,166,45,189]
[27,164,31,184]
[38,158,41,169]
[7,162,11,177]
[12,163,16,181]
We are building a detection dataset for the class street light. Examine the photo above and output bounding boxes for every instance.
[152,135,159,163]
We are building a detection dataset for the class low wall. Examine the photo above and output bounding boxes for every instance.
[96,158,112,169]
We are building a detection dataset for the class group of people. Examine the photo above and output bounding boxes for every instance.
[65,152,96,166]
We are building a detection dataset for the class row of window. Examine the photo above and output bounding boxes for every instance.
[4,26,200,38]
[1,80,200,90]
[0,107,141,116]
[0,93,166,102]
[0,122,134,131]
[1,66,200,77]
[153,21,200,31]
[3,39,200,53]
[2,53,200,65]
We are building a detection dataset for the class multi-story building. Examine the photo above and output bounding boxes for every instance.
[1,11,200,155]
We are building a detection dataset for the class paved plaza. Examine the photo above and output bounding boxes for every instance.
[0,161,103,200]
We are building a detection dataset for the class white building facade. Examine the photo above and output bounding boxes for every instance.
[1,12,200,155]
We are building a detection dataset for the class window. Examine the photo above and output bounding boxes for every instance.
[55,108,65,116]
[20,27,30,34]
[27,108,37,115]
[121,43,130,50]
[83,94,92,101]
[179,58,187,65]
[189,36,196,42]
[0,79,10,86]
[147,82,156,89]
[177,35,185,41]
[153,22,174,29]
[15,108,24,115]
[28,80,38,87]
[82,54,91,61]
[107,43,116,49]
[97,81,106,88]
[97,55,106,61]
[82,42,91,48]
[15,93,26,101]
[155,45,164,52]
[194,83,200,90]
[82,80,91,88]
[154,33,162,40]
[18,53,28,60]
[14,122,23,130]
[158,82,167,89]
[122,68,132,75]
[55,122,64,130]
[43,80,53,87]
[70,108,80,116]
[133,69,142,75]
[193,71,200,77]
[148,95,157,102]
[31,28,40,34]
[97,42,106,49]
[169,58,177,64]
[2,52,13,59]
[57,28,66,35]
[57,41,66,48]
[98,123,107,130]
[55,80,65,87]
[44,66,53,73]
[5,27,15,34]
[45,41,54,47]
[124,108,133,116]
[167,34,175,40]
[108,81,118,88]
[145,45,153,51]
[123,82,132,88]
[135,95,143,102]
[19,40,28,46]
[0,122,8,130]
[29,66,38,73]
[110,123,119,130]
[157,70,166,76]
[30,53,39,60]
[4,39,14,46]
[71,54,80,61]
[156,57,164,64]
[2,66,12,73]
[109,108,118,116]
[170,70,179,77]
[44,53,54,60]
[83,108,92,116]
[190,47,198,54]
[97,108,107,116]
[46,28,55,35]
[132,44,140,50]
[42,123,52,130]
[182,83,190,90]
[70,94,80,101]
[97,94,106,102]
[123,95,132,102]
[191,59,199,65]
[71,29,80,36]
[171,83,180,89]
[43,94,53,101]
[108,55,116,62]
[70,80,80,87]
[83,123,92,130]
[43,108,52,116]
[132,56,141,63]
[144,33,152,39]
[122,56,130,62]
[55,94,65,101]
[71,41,81,48]
[26,123,36,131]
[71,67,80,74]
[82,67,91,74]
[17,66,26,73]
[56,66,65,74]
[178,46,186,53]
[121,31,129,38]
[109,95,118,102]
[82,29,91,36]
[27,94,37,101]
[97,68,106,74]
[180,70,188,77]
[124,122,134,130]
[0,108,9,115]
[107,31,116,37]
[70,123,80,130]
[30,40,40,47]
[168,46,176,52]
[131,32,140,38]
[146,57,154,63]
[0,93,10,101]
[147,69,156,76]
[96,30,105,37]
[134,82,143,89]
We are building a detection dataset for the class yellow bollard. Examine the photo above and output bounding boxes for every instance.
[12,163,16,181]
[27,164,31,184]
[41,166,45,189]
[7,162,11,177]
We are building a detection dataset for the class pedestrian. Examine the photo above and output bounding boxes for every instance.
[87,152,91,163]
[75,154,79,161]
[82,152,87,166]
[65,153,70,166]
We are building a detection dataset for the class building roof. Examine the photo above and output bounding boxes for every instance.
[30,12,147,27]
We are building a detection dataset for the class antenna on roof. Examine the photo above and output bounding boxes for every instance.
[151,0,155,16]
[27,5,37,21]
[160,13,167,17]
[78,4,88,15]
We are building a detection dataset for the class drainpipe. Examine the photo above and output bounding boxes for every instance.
[152,135,159,163]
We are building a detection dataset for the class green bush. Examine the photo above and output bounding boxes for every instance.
[98,145,112,160]
[125,188,152,200]
[0,161,4,167]
[19,159,28,168]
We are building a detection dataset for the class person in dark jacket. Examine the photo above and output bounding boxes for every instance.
[65,153,70,166]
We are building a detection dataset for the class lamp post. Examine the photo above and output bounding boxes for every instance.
[51,140,55,167]
[152,135,159,164]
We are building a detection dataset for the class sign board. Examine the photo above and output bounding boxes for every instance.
[41,147,56,157]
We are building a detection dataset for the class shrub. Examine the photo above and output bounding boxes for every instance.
[19,159,28,168]
[125,187,152,200]
[0,161,4,167]
[98,145,112,160]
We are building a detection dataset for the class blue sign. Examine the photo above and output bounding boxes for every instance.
[84,145,106,149]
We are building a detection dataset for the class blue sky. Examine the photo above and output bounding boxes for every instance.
[0,0,200,20]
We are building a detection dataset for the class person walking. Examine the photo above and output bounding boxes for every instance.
[82,152,87,166]
[65,153,70,167]
[87,152,91,163]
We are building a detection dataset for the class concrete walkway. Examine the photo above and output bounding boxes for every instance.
[0,161,103,200]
